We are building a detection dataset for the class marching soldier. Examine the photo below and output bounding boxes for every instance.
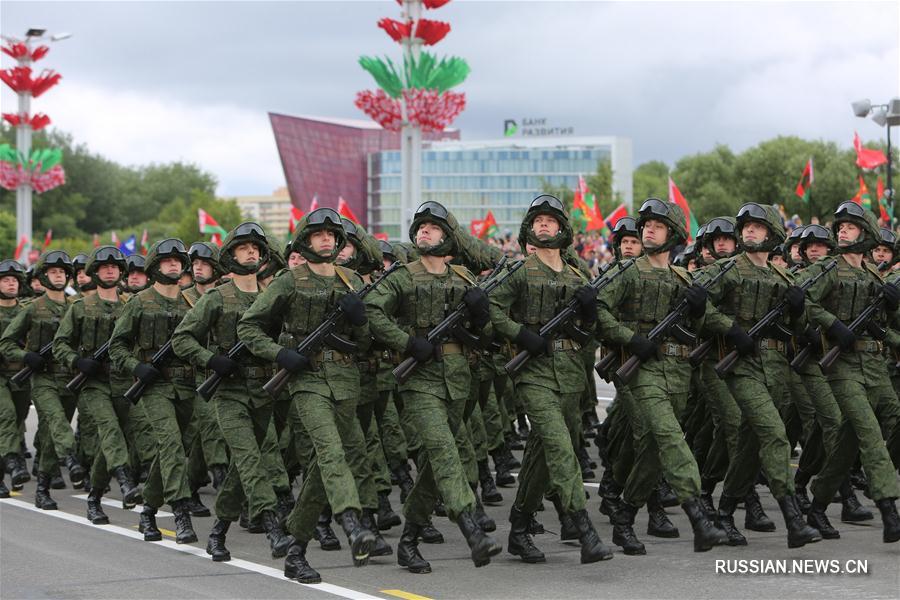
[0,260,31,495]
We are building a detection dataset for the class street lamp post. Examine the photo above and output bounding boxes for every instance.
[852,97,900,220]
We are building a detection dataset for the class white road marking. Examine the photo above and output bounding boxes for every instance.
[72,494,173,517]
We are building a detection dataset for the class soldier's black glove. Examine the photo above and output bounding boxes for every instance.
[515,327,548,356]
[24,351,46,372]
[206,354,239,377]
[684,284,708,318]
[802,325,821,348]
[405,336,435,362]
[826,319,856,352]
[784,286,806,318]
[882,283,900,312]
[573,286,599,323]
[462,287,490,329]
[866,321,888,341]
[133,362,161,384]
[276,348,311,374]
[626,333,657,361]
[338,294,367,327]
[75,357,102,377]
[725,323,755,356]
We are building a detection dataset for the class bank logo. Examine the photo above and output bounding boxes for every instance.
[503,119,518,137]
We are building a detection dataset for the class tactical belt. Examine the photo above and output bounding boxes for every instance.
[356,357,379,374]
[758,338,785,352]
[660,342,691,358]
[242,365,275,379]
[854,340,884,353]
[160,365,194,379]
[550,338,580,352]
[379,349,401,366]
[313,349,351,364]
[438,342,464,356]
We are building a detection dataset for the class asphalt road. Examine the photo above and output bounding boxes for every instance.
[1,381,898,600]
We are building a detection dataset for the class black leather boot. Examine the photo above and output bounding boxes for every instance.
[777,495,822,548]
[504,444,521,469]
[647,491,679,538]
[840,479,873,522]
[210,464,228,491]
[206,519,232,561]
[419,518,444,544]
[744,488,776,532]
[4,453,29,486]
[12,454,29,490]
[528,513,545,535]
[336,509,375,567]
[433,498,447,517]
[572,508,613,563]
[50,472,66,490]
[86,486,109,524]
[262,509,295,558]
[876,498,900,543]
[657,479,678,507]
[171,499,199,544]
[507,506,545,563]
[284,541,321,583]
[392,462,415,504]
[360,508,393,557]
[313,508,341,550]
[63,453,85,487]
[472,490,496,532]
[550,494,579,541]
[112,464,142,506]
[793,468,812,514]
[716,495,747,546]
[377,490,401,530]
[456,509,502,567]
[577,446,596,481]
[187,491,211,517]
[490,447,515,487]
[276,489,295,524]
[397,522,431,574]
[139,506,162,541]
[34,472,57,510]
[806,499,840,539]
[611,501,645,555]
[683,496,727,552]
[478,460,503,505]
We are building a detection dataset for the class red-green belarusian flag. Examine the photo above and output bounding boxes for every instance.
[140,229,150,255]
[851,175,872,210]
[795,158,813,202]
[877,176,892,222]
[338,196,360,223]
[198,209,227,238]
[286,205,304,242]
[571,176,590,231]
[604,203,628,231]
[668,177,700,241]
[471,211,499,239]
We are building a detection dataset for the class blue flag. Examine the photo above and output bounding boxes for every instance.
[119,234,137,257]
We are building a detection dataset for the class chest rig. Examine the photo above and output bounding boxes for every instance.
[398,260,472,336]
[282,264,355,339]
[720,255,790,327]
[514,255,587,330]
[620,257,690,336]
[26,295,65,351]
[78,294,123,354]
[135,288,189,360]
[209,282,254,354]
[821,258,882,324]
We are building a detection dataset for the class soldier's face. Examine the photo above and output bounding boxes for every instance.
[700,247,714,264]
[873,245,894,265]
[619,236,642,258]
[532,214,560,239]
[192,259,213,280]
[741,222,768,244]
[337,244,356,263]
[382,258,393,269]
[128,271,148,288]
[641,219,668,246]
[97,264,121,284]
[804,242,829,262]
[710,234,735,257]
[837,222,861,245]
[160,257,184,276]
[76,269,91,286]
[232,242,260,266]
[0,276,19,297]
[45,267,68,288]
[288,252,305,268]
[790,244,802,263]
[770,255,788,268]
[309,230,335,255]
[31,278,45,292]
[416,222,444,247]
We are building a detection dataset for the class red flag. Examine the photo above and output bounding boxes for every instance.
[853,132,888,170]
[13,236,27,261]
[795,158,814,201]
[288,206,304,235]
[604,203,628,230]
[851,175,873,210]
[877,176,885,202]
[337,196,360,223]
[92,233,100,248]
[470,211,498,239]
[470,217,484,237]
[309,195,319,212]
[668,178,700,240]
[198,209,227,236]
[210,233,223,247]
[41,229,52,250]
[373,232,389,241]
[140,229,150,255]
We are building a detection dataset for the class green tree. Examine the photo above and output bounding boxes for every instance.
[633,160,670,205]
[0,210,17,257]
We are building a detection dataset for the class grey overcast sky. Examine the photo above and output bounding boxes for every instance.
[2,1,898,196]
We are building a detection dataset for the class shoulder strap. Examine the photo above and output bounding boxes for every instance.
[449,264,477,286]
[405,260,427,275]
[181,289,197,308]
[566,263,589,283]
[770,262,794,285]
[865,262,885,280]
[670,265,693,286]
[334,266,356,291]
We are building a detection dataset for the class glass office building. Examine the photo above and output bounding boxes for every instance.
[367,136,632,240]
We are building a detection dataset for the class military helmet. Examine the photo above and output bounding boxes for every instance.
[145,238,189,285]
[797,224,835,261]
[188,241,224,284]
[339,217,382,275]
[72,253,89,273]
[71,252,98,292]
[85,245,126,289]
[219,221,268,276]
[785,225,805,249]
[694,223,709,251]
[291,207,346,264]
[521,195,573,250]
[126,254,146,273]
[636,197,687,255]
[0,259,25,299]
[736,203,785,253]
[378,239,396,261]
[703,216,738,260]
[257,237,287,281]
[877,227,897,249]
[35,250,73,291]
[832,201,880,254]
[612,216,639,244]
[409,201,458,257]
